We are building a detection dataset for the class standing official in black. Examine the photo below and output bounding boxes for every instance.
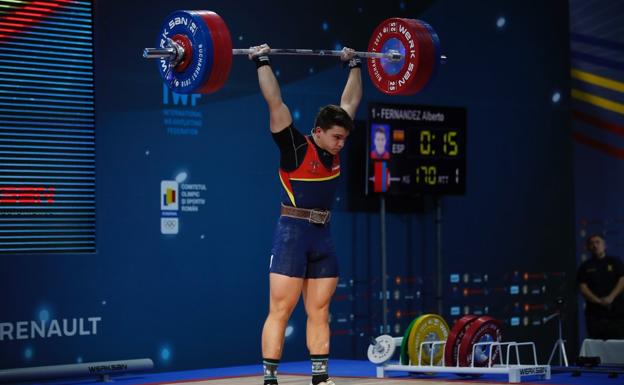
[577,234,624,339]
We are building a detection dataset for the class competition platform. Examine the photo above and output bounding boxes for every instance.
[13,359,620,385]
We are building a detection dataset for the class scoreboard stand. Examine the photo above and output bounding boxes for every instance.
[366,103,466,331]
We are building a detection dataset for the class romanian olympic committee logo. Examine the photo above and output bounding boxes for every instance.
[160,180,179,234]
[161,181,179,211]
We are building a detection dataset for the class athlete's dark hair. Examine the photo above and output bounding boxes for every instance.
[314,104,354,132]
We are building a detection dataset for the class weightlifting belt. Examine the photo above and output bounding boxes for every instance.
[280,204,331,225]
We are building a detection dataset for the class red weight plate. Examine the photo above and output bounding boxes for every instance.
[444,315,478,367]
[402,19,435,94]
[457,316,502,367]
[368,18,415,95]
[413,19,440,90]
[172,34,193,73]
[418,20,442,82]
[195,11,233,94]
[398,19,435,95]
[367,18,436,95]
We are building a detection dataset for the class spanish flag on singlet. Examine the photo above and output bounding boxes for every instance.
[279,137,340,210]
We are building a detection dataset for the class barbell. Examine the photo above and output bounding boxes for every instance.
[142,10,445,95]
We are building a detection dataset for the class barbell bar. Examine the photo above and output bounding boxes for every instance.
[144,46,405,62]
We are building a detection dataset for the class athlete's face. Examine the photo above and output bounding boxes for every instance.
[315,125,349,155]
[374,131,387,154]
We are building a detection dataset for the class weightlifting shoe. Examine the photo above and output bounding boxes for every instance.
[310,380,335,385]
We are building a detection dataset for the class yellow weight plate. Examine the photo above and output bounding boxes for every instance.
[407,314,449,365]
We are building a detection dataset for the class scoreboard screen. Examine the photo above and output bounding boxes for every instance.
[366,103,466,195]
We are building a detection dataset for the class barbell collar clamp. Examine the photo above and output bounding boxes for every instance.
[370,336,386,353]
[143,38,185,68]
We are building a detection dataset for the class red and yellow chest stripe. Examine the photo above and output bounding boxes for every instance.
[279,137,340,207]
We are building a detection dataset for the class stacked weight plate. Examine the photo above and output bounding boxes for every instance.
[369,314,503,369]
[445,315,503,367]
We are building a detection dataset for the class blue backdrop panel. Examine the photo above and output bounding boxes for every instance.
[0,0,575,372]
[569,0,624,340]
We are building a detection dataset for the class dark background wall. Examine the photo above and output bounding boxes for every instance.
[0,0,578,372]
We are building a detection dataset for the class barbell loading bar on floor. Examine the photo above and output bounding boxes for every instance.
[370,336,551,384]
[142,10,446,95]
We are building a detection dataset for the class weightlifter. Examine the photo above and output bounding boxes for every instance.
[249,43,362,385]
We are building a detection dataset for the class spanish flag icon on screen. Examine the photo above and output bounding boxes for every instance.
[161,180,179,211]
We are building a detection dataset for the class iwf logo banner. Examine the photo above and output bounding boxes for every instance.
[162,84,202,136]
[160,181,179,234]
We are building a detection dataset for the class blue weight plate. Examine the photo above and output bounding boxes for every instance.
[379,37,406,76]
[156,10,214,94]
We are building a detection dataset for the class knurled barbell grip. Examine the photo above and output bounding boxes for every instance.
[232,48,403,62]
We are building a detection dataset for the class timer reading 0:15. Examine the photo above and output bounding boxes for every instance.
[419,130,459,156]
